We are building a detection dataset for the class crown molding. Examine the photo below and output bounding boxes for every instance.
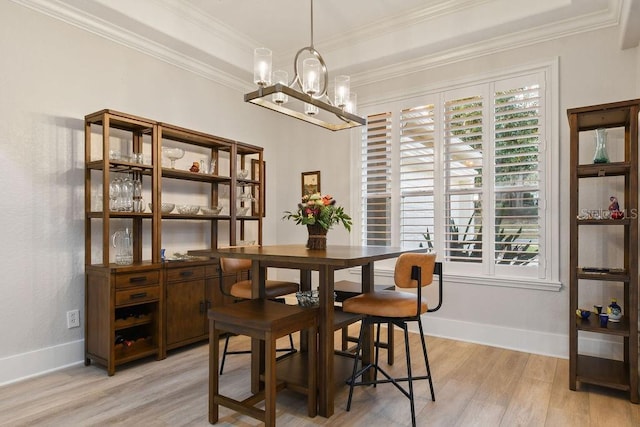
[11,0,249,92]
[350,2,621,92]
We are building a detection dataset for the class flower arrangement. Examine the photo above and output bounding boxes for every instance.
[283,193,352,232]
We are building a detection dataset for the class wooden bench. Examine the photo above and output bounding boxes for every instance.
[208,299,318,426]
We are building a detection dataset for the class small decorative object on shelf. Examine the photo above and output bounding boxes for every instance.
[607,298,623,322]
[599,313,609,327]
[575,309,591,320]
[162,147,185,169]
[190,161,200,173]
[608,196,624,219]
[593,127,609,163]
[282,193,352,250]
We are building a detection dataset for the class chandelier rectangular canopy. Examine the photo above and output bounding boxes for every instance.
[244,84,366,131]
[243,0,367,132]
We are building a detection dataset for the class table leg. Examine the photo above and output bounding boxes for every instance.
[251,262,268,394]
[299,269,312,351]
[317,265,335,417]
[361,262,375,382]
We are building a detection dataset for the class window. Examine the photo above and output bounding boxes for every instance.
[359,64,558,287]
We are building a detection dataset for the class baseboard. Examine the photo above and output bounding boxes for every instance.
[0,339,84,386]
[417,316,624,360]
[417,316,569,358]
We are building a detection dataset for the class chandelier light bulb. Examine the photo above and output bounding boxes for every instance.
[305,103,319,116]
[303,58,320,95]
[334,75,350,108]
[272,70,289,104]
[253,48,272,87]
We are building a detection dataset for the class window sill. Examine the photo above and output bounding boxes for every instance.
[348,267,562,292]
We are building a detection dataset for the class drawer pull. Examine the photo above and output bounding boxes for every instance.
[130,292,147,299]
[180,271,194,277]
[129,276,147,283]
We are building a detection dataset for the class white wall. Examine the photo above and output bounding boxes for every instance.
[0,0,638,385]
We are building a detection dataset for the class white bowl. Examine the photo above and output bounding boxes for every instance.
[176,204,200,215]
[148,203,175,214]
[237,206,250,216]
[237,169,249,179]
[201,206,223,215]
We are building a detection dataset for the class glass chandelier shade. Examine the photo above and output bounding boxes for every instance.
[334,75,350,108]
[253,48,272,87]
[272,70,289,104]
[302,58,321,95]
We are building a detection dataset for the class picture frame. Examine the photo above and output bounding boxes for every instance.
[301,171,321,197]
[251,159,265,217]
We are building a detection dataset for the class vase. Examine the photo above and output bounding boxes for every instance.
[607,298,622,322]
[306,224,328,250]
[593,128,609,164]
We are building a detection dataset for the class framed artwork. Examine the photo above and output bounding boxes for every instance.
[251,159,265,217]
[301,171,321,197]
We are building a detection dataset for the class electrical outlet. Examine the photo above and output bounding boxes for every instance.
[67,309,80,328]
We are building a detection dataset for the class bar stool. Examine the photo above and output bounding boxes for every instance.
[334,280,396,364]
[343,253,442,427]
[218,257,299,374]
[335,262,443,365]
[208,299,318,426]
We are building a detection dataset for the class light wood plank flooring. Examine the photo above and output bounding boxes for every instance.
[1,327,639,426]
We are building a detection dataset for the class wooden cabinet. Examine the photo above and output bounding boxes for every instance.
[85,263,163,376]
[84,110,263,374]
[568,99,639,402]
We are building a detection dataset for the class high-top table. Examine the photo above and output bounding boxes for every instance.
[198,244,426,418]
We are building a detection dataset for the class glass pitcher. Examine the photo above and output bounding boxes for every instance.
[112,228,133,265]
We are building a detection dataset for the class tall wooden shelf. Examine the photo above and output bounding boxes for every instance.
[84,109,263,374]
[568,99,640,402]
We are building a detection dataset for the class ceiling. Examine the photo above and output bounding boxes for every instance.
[16,0,640,91]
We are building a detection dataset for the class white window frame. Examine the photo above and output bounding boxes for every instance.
[351,59,561,291]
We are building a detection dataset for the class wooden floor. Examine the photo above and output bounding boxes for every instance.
[1,327,639,426]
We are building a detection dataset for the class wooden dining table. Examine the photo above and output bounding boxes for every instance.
[202,244,426,418]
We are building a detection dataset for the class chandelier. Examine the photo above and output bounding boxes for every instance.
[243,0,366,131]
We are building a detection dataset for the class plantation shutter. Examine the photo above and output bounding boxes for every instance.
[361,112,392,246]
[399,104,436,249]
[493,76,541,267]
[443,93,485,263]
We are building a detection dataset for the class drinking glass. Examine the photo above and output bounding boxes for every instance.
[109,177,121,211]
[121,174,134,212]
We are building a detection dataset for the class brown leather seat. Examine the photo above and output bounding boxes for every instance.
[229,279,300,299]
[220,257,300,299]
[343,252,440,427]
[342,289,428,317]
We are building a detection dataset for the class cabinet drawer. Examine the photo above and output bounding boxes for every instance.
[115,271,160,289]
[115,286,160,306]
[166,266,205,283]
[205,264,219,278]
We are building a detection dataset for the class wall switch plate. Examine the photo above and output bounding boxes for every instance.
[67,309,80,328]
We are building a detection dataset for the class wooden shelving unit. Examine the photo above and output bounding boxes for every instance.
[568,99,640,402]
[84,109,264,374]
